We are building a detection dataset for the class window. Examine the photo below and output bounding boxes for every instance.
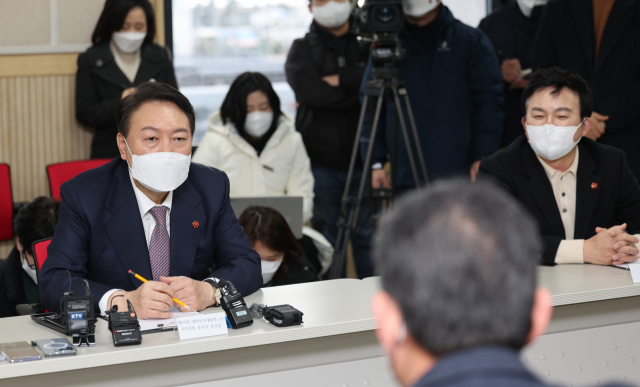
[172,0,488,144]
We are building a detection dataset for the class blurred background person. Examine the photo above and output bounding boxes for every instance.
[285,0,373,279]
[364,0,504,193]
[533,0,640,179]
[479,0,547,148]
[239,206,318,287]
[193,72,314,224]
[0,197,60,318]
[76,0,177,159]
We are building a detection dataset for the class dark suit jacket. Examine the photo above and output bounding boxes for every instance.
[38,158,262,312]
[533,0,640,179]
[413,346,628,387]
[75,43,178,159]
[479,136,640,264]
[0,248,30,318]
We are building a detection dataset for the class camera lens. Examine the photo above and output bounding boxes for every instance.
[375,5,397,23]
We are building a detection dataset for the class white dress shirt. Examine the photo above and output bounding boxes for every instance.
[98,172,173,314]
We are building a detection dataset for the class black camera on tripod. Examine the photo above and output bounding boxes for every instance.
[353,0,405,69]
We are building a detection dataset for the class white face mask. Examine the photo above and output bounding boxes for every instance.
[21,251,38,284]
[403,0,440,18]
[125,139,191,192]
[261,257,283,285]
[516,0,547,17]
[244,111,274,138]
[312,0,352,28]
[112,31,146,53]
[527,120,584,161]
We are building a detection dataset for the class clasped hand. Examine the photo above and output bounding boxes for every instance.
[108,276,215,320]
[584,223,639,265]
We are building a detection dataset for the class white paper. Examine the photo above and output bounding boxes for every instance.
[177,311,228,340]
[614,257,640,269]
[630,264,640,284]
[138,307,201,332]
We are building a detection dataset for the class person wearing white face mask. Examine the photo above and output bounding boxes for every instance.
[193,72,315,224]
[238,206,318,287]
[76,0,177,159]
[285,0,373,280]
[0,197,60,318]
[479,67,640,267]
[38,82,262,318]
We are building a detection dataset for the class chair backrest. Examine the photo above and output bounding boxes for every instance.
[0,163,13,241]
[47,159,111,201]
[32,238,52,280]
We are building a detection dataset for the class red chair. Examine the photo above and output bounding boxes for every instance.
[0,163,13,241]
[32,238,53,280]
[47,159,111,201]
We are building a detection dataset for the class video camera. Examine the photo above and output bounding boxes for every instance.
[352,0,405,71]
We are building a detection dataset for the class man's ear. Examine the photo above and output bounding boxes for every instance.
[525,287,552,346]
[521,117,529,141]
[116,133,128,162]
[372,291,404,355]
[308,3,313,13]
[16,236,23,253]
[581,117,592,137]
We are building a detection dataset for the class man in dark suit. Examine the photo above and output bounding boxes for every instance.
[533,0,640,179]
[371,180,632,387]
[39,82,262,319]
[479,67,640,265]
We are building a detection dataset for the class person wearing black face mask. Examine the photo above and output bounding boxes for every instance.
[362,0,504,192]
[479,0,547,148]
[0,197,60,318]
[286,0,373,279]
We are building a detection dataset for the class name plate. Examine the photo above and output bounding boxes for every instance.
[177,312,228,340]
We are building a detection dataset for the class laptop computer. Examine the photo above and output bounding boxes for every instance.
[230,196,303,239]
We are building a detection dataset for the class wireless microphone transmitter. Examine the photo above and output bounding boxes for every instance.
[108,301,142,346]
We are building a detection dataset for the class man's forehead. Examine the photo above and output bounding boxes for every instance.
[529,86,579,109]
[130,100,190,130]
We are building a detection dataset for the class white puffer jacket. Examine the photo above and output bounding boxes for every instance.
[192,111,314,223]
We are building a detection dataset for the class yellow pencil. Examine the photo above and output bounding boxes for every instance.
[128,270,191,310]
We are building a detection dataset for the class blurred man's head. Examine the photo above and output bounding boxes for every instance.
[14,197,60,267]
[371,180,552,387]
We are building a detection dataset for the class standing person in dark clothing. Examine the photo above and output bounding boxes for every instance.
[76,0,178,159]
[533,0,640,179]
[0,197,60,318]
[239,206,318,287]
[479,0,547,148]
[363,1,504,192]
[285,0,373,279]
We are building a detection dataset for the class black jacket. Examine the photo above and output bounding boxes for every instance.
[479,136,640,264]
[270,253,318,287]
[479,1,543,148]
[285,21,369,170]
[0,247,35,318]
[76,43,178,159]
[413,346,628,387]
[533,0,640,179]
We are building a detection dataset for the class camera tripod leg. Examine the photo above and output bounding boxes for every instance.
[401,91,429,184]
[391,85,422,189]
[330,87,385,280]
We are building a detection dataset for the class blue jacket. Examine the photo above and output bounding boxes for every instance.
[38,158,262,312]
[360,6,504,186]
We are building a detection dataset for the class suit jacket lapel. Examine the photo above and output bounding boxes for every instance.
[103,160,152,288]
[574,143,602,239]
[570,0,596,71]
[522,146,566,238]
[170,177,207,277]
[594,0,635,75]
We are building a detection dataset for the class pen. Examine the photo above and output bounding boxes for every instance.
[128,270,192,310]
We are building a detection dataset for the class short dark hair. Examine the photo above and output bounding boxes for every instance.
[374,179,541,356]
[521,66,593,120]
[92,0,156,46]
[220,72,282,141]
[116,82,196,138]
[238,206,303,276]
[14,197,60,256]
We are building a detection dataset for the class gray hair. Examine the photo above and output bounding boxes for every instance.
[374,179,541,356]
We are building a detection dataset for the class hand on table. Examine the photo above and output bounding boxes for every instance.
[160,276,215,312]
[584,223,639,265]
[108,280,176,320]
[594,224,639,264]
